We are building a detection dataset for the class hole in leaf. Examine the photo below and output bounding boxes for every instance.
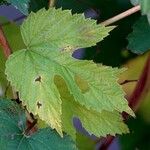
[75,75,89,94]
[35,76,42,82]
[37,101,42,109]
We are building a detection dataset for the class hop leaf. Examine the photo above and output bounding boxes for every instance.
[5,8,133,138]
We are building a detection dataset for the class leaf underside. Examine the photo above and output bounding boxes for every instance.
[5,8,134,138]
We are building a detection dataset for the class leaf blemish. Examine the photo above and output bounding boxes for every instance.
[37,101,42,109]
[35,76,42,82]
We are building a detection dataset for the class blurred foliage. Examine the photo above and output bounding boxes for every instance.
[119,114,150,150]
[6,0,29,15]
[29,0,49,13]
[128,16,150,54]
[76,132,96,150]
[119,51,149,98]
[119,52,150,149]
[0,17,24,98]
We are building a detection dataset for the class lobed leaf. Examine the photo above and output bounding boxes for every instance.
[5,8,133,138]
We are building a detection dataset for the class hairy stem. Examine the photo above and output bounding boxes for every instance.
[129,53,150,111]
[100,5,141,26]
[49,0,56,7]
[0,25,11,58]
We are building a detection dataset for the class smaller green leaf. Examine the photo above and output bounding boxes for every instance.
[127,16,150,54]
[0,99,77,150]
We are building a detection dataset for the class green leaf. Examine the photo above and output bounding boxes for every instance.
[21,8,113,50]
[5,8,133,137]
[55,76,129,138]
[0,99,77,150]
[127,16,150,54]
[6,0,30,15]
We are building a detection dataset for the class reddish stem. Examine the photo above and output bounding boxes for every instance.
[100,136,115,150]
[129,54,150,111]
[0,26,12,58]
[99,54,150,150]
[25,119,37,136]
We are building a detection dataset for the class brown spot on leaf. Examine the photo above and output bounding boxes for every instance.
[35,76,42,82]
[37,101,42,109]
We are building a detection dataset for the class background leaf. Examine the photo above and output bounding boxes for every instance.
[0,99,77,150]
[119,115,150,150]
[139,0,150,15]
[0,17,24,98]
[6,0,30,15]
[127,16,150,54]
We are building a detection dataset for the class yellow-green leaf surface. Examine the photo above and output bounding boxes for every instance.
[5,8,133,137]
[21,8,113,50]
[55,76,129,138]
